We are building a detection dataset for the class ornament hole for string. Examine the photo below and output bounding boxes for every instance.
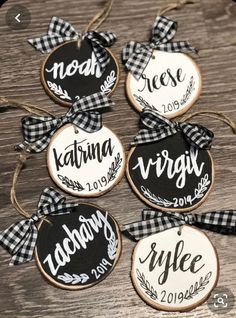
[73,125,79,134]
[42,217,52,226]
[77,39,82,50]
[178,227,182,236]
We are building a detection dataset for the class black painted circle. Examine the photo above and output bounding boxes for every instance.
[127,131,213,211]
[41,39,119,106]
[35,204,121,289]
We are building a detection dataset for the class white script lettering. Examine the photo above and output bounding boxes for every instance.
[132,148,204,188]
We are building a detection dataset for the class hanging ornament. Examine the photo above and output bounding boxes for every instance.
[16,93,125,196]
[126,109,214,212]
[122,209,236,311]
[29,1,119,106]
[0,187,122,290]
[122,15,201,118]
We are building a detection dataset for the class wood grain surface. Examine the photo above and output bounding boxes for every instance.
[0,0,235,317]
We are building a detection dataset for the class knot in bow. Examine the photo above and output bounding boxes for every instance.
[16,92,114,153]
[132,109,214,150]
[122,209,236,241]
[0,187,78,265]
[28,16,117,72]
[122,15,198,80]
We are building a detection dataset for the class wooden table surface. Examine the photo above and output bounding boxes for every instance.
[0,0,236,317]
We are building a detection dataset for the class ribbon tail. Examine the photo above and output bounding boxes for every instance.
[195,211,236,235]
[15,134,53,153]
[10,229,38,265]
[121,223,143,242]
[85,31,116,71]
[157,41,198,55]
[28,35,65,53]
[28,16,80,53]
[180,122,214,149]
[0,221,38,265]
[121,41,152,80]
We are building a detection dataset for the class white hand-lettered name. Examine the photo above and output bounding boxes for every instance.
[132,148,204,189]
[53,138,115,172]
[46,52,102,80]
[43,210,115,276]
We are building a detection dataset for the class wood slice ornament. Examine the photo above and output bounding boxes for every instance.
[0,187,121,290]
[35,203,121,290]
[17,92,125,197]
[131,226,219,311]
[28,17,119,106]
[122,16,200,118]
[126,51,201,118]
[126,110,214,212]
[47,123,125,196]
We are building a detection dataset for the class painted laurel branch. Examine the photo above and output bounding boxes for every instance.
[47,81,72,101]
[107,235,118,260]
[58,174,85,192]
[133,94,156,110]
[141,173,210,208]
[184,272,212,300]
[107,153,122,183]
[141,186,173,207]
[136,269,158,300]
[100,70,116,94]
[57,272,89,285]
[192,174,210,202]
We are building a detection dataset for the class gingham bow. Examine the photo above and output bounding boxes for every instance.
[16,92,114,153]
[132,109,214,149]
[122,209,236,241]
[28,16,117,72]
[122,15,198,80]
[0,187,78,265]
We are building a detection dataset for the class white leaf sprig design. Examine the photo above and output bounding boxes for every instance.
[100,70,116,94]
[141,173,211,208]
[47,81,72,101]
[141,186,174,207]
[107,235,118,260]
[192,174,210,201]
[57,273,89,285]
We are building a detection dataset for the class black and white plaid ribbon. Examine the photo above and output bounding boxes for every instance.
[132,109,214,149]
[16,92,114,153]
[0,187,78,265]
[122,209,236,241]
[28,16,117,72]
[122,15,198,80]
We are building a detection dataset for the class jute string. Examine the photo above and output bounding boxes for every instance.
[77,0,114,47]
[181,111,236,134]
[0,96,53,117]
[0,97,55,218]
[158,0,193,15]
[85,0,114,32]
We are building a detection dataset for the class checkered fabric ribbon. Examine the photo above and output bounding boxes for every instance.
[0,187,78,265]
[122,15,198,80]
[132,109,214,149]
[28,16,117,72]
[122,209,236,241]
[16,92,114,153]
